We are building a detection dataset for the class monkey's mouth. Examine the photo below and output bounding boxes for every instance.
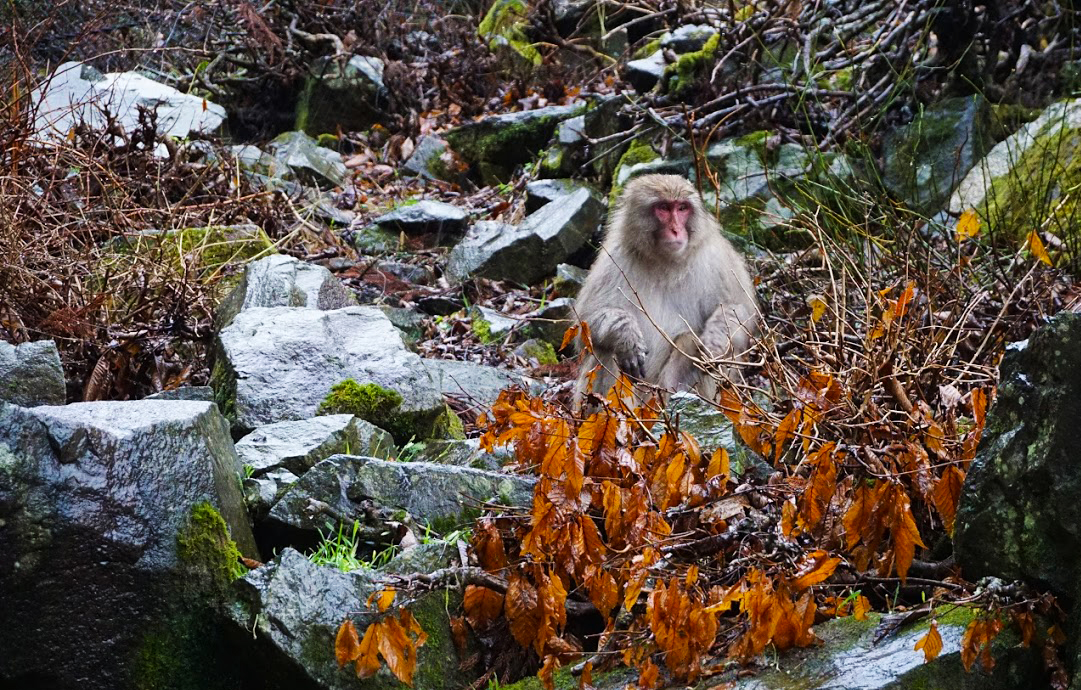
[659,238,688,253]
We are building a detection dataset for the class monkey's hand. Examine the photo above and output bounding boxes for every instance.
[616,344,648,380]
[589,309,648,380]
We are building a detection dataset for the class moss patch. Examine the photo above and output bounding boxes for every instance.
[662,31,720,97]
[318,379,404,430]
[478,0,540,66]
[609,139,660,204]
[471,315,500,344]
[176,502,246,592]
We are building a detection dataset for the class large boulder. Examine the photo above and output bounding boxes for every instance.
[212,306,445,437]
[423,358,537,409]
[265,131,349,189]
[444,104,585,184]
[0,400,257,688]
[446,187,604,284]
[229,548,471,690]
[0,340,66,406]
[955,313,1081,596]
[265,454,535,541]
[235,414,396,477]
[31,61,225,155]
[215,254,356,329]
[882,95,995,214]
[946,96,1081,247]
[296,55,387,136]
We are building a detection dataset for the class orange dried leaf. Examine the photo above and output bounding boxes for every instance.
[353,622,382,679]
[335,619,362,666]
[368,588,396,612]
[933,466,966,536]
[1027,229,1053,265]
[971,388,988,429]
[808,294,828,323]
[638,658,660,689]
[580,661,594,690]
[707,447,730,481]
[775,408,800,461]
[891,489,926,584]
[914,621,943,662]
[961,618,1003,672]
[853,594,871,621]
[506,574,541,649]
[464,585,505,629]
[956,209,981,240]
[790,553,841,590]
[894,281,916,320]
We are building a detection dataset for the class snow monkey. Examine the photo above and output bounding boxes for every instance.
[573,174,758,406]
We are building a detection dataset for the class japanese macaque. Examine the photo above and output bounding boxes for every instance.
[573,174,758,406]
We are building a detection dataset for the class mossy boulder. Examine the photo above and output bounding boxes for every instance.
[947,96,1081,256]
[444,104,585,185]
[296,55,387,136]
[955,312,1081,597]
[882,95,995,214]
[478,0,541,67]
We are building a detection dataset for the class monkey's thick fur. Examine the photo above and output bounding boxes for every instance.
[574,175,758,404]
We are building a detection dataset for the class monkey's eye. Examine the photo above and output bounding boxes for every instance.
[676,202,691,213]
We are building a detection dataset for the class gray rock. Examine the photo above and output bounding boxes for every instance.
[380,306,426,343]
[351,223,401,254]
[525,177,588,213]
[374,199,468,238]
[553,262,589,297]
[470,305,518,341]
[946,96,1081,239]
[31,61,225,156]
[0,340,65,406]
[556,114,586,145]
[235,414,395,477]
[661,24,718,53]
[266,455,535,536]
[513,338,558,366]
[243,468,299,522]
[446,187,604,284]
[402,135,463,183]
[624,51,667,93]
[145,385,214,402]
[376,259,434,285]
[229,548,470,690]
[212,306,443,434]
[955,312,1081,597]
[266,131,349,189]
[723,611,1037,689]
[0,399,258,687]
[417,294,465,316]
[523,296,575,346]
[411,438,510,471]
[380,539,461,575]
[444,104,585,184]
[883,95,994,214]
[666,392,772,481]
[215,254,356,329]
[296,55,387,136]
[424,358,536,409]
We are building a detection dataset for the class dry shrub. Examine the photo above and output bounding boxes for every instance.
[0,98,294,401]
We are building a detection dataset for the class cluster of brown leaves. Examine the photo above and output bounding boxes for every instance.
[335,590,428,685]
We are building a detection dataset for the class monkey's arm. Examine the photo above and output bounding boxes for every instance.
[584,308,648,379]
[658,304,757,391]
[700,302,757,359]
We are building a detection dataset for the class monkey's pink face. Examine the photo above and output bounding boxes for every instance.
[652,199,692,254]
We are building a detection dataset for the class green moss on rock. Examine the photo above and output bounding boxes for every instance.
[176,502,246,592]
[663,32,720,97]
[318,379,404,429]
[478,0,540,66]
